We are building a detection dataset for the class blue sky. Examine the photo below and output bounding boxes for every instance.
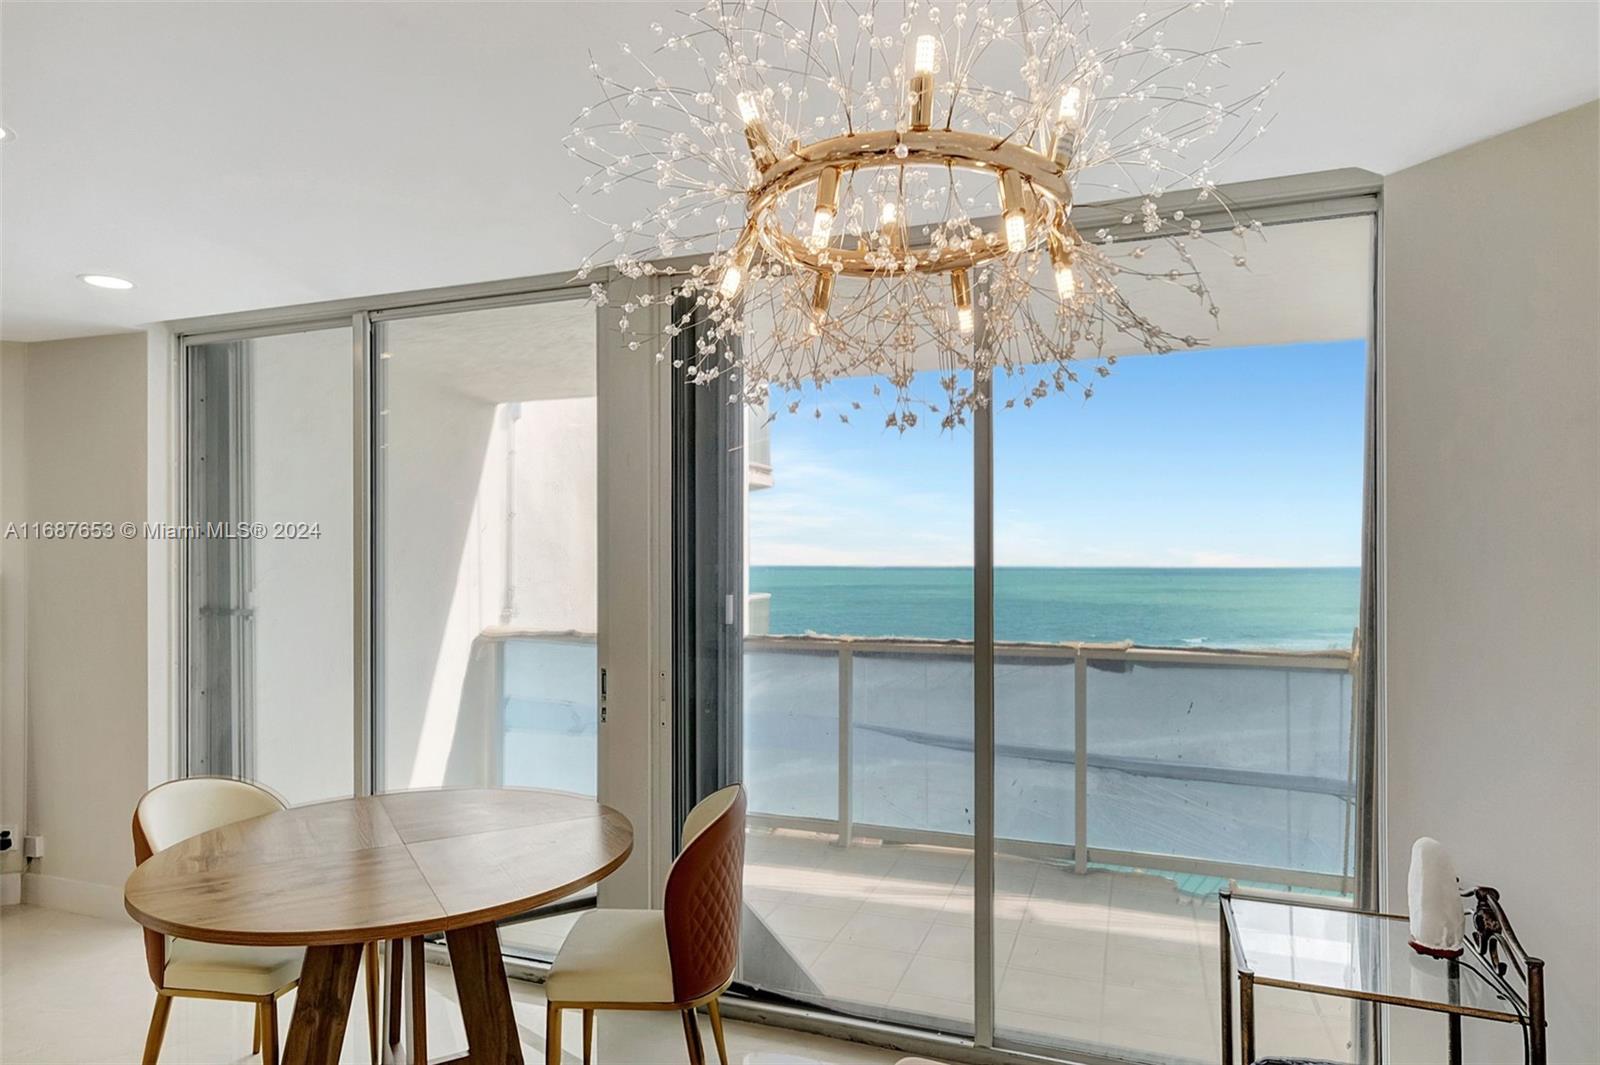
[749,339,1368,567]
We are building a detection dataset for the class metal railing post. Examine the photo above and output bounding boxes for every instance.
[837,644,853,848]
[1074,647,1088,874]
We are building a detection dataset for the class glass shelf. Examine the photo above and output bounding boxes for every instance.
[1227,896,1523,1022]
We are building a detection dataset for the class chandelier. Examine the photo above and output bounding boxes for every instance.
[569,0,1272,428]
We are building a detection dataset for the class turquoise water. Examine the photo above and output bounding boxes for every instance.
[502,566,1359,875]
[751,565,1360,651]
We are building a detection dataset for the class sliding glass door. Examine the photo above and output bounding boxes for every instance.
[688,208,1377,1065]
[373,294,599,957]
[184,324,355,804]
[739,368,976,1033]
[183,289,604,959]
[991,217,1372,1064]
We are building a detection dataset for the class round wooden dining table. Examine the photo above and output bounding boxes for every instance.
[124,787,633,1065]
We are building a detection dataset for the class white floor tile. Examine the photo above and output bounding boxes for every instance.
[834,911,933,954]
[0,906,904,1065]
[997,967,1103,1023]
[808,942,916,991]
[763,903,857,941]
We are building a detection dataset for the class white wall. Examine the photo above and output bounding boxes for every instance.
[509,400,599,634]
[1385,102,1599,1064]
[0,342,29,901]
[7,333,150,916]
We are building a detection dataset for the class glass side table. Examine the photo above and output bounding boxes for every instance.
[1219,889,1546,1065]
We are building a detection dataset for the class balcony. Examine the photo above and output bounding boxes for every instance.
[490,631,1359,1064]
[742,634,1357,891]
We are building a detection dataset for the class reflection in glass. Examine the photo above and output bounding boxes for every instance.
[185,326,354,805]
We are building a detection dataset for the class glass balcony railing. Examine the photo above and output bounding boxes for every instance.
[746,634,1357,893]
[489,630,1357,894]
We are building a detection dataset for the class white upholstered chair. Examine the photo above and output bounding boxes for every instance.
[131,778,380,1065]
[544,784,746,1065]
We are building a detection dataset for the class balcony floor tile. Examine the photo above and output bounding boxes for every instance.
[747,827,1351,1065]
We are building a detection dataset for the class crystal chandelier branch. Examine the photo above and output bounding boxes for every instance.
[568,0,1275,429]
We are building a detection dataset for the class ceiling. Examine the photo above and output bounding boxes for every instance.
[2,1,1595,342]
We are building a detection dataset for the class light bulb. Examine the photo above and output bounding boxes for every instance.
[812,270,835,317]
[998,169,1028,252]
[812,166,841,247]
[812,207,835,245]
[1055,262,1076,299]
[1004,212,1028,253]
[1059,86,1082,125]
[718,263,744,299]
[880,201,898,225]
[736,91,776,169]
[909,35,938,130]
[1049,230,1077,301]
[951,267,974,335]
[736,92,760,126]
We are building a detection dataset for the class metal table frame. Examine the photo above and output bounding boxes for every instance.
[1219,889,1545,1065]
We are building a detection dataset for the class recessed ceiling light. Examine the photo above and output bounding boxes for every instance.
[78,274,134,290]
[0,127,13,143]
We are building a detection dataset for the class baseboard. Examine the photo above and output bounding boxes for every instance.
[0,872,19,907]
[21,872,130,923]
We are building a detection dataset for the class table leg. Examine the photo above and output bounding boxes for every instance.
[1219,903,1233,1065]
[1239,972,1256,1065]
[1529,962,1547,1065]
[445,921,524,1064]
[284,943,364,1065]
[1448,956,1462,1065]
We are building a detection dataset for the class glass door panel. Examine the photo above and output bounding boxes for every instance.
[991,215,1374,1063]
[184,325,355,805]
[374,296,597,958]
[741,371,975,1034]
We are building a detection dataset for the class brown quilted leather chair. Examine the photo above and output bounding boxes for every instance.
[544,784,745,1065]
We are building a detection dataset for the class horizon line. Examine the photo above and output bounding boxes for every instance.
[749,563,1361,570]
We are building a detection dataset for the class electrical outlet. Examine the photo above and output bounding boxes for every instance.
[0,826,14,853]
[22,835,43,859]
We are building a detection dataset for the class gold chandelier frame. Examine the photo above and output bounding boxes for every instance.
[717,36,1088,329]
[745,128,1074,279]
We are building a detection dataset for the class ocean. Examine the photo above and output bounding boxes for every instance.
[750,565,1360,651]
[503,564,1361,877]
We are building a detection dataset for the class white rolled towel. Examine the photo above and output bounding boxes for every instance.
[1407,836,1465,957]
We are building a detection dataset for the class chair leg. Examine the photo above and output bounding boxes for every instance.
[582,1008,594,1065]
[253,1000,263,1054]
[141,994,172,1065]
[707,998,729,1065]
[545,1002,562,1065]
[260,996,279,1065]
[364,941,380,1065]
[680,1009,706,1065]
[384,939,403,1050]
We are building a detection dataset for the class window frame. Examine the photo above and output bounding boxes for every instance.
[165,168,1386,1065]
